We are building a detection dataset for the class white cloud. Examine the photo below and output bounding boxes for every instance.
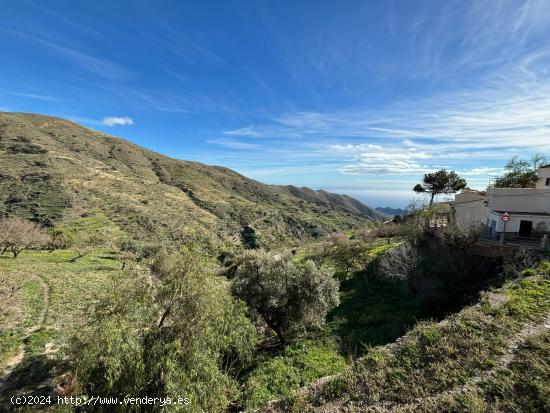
[337,145,435,175]
[101,116,134,126]
[341,162,433,175]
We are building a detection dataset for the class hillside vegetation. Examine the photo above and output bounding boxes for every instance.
[1,112,548,413]
[265,261,550,412]
[0,112,381,249]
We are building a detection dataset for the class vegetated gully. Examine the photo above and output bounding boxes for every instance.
[407,237,537,322]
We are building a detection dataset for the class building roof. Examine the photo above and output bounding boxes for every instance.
[491,210,550,217]
[462,187,486,195]
[540,164,550,169]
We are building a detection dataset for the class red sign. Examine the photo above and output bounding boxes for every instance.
[502,212,510,222]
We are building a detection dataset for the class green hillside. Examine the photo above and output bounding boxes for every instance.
[5,112,545,413]
[0,112,381,248]
[265,262,550,412]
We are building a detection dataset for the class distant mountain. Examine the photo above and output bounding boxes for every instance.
[0,112,380,248]
[375,206,408,218]
[279,185,385,221]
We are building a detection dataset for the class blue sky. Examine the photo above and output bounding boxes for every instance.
[1,0,549,208]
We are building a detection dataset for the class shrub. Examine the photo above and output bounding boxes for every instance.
[374,222,400,239]
[6,142,48,154]
[46,228,71,252]
[66,245,257,413]
[231,250,340,345]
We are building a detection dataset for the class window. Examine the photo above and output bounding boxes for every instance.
[546,177,550,186]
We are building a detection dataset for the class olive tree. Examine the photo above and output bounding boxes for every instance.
[231,250,340,346]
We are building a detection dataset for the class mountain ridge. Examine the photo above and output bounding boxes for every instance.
[375,206,408,218]
[0,112,382,248]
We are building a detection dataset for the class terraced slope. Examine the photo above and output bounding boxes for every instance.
[0,112,382,247]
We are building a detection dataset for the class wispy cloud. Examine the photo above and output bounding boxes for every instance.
[207,138,260,149]
[330,144,382,152]
[26,0,103,38]
[101,116,134,126]
[2,90,63,101]
[223,127,265,138]
[148,24,223,64]
[224,81,550,152]
[217,60,550,182]
[3,29,133,81]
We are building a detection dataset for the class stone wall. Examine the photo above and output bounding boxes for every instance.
[473,242,542,277]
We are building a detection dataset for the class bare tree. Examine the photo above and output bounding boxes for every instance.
[374,222,401,243]
[435,224,480,251]
[46,228,71,253]
[66,228,114,263]
[0,216,49,258]
[304,232,378,278]
[105,239,137,270]
[378,242,419,281]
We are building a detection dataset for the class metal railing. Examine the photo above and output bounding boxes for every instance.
[480,231,549,250]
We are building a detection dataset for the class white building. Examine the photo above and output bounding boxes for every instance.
[483,165,550,237]
[452,188,486,229]
[536,164,550,189]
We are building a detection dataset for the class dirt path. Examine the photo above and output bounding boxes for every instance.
[0,273,50,394]
[375,310,550,412]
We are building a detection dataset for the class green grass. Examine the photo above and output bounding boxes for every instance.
[59,211,127,243]
[284,262,550,412]
[0,265,45,365]
[0,249,121,328]
[241,339,347,411]
[501,276,550,320]
[0,328,22,366]
[476,329,550,412]
[0,248,123,393]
